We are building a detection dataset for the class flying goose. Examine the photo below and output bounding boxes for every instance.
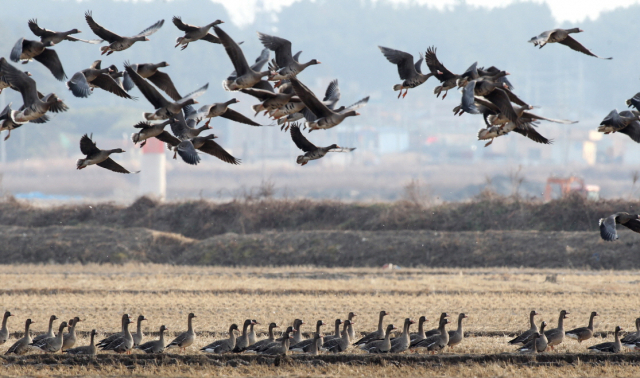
[85,11,164,55]
[0,58,68,122]
[0,103,27,141]
[165,313,196,353]
[566,312,598,343]
[257,32,320,83]
[135,325,168,354]
[290,78,367,131]
[529,28,612,59]
[9,38,66,81]
[190,98,261,127]
[131,120,173,147]
[378,47,433,98]
[173,17,223,50]
[597,110,640,143]
[122,62,182,101]
[30,321,68,353]
[66,60,132,99]
[125,63,207,121]
[425,46,460,99]
[27,19,101,45]
[274,79,341,129]
[626,93,640,112]
[215,26,271,91]
[599,212,640,241]
[0,311,13,345]
[63,329,97,356]
[240,87,300,116]
[76,134,135,173]
[200,324,239,354]
[588,326,623,353]
[544,310,569,350]
[508,310,539,346]
[290,123,354,166]
[353,311,388,346]
[5,319,34,355]
[226,48,271,92]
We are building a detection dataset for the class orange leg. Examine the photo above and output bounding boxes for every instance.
[402,89,409,98]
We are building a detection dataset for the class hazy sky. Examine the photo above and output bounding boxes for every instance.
[201,0,640,26]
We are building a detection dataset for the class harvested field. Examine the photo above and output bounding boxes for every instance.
[1,264,640,376]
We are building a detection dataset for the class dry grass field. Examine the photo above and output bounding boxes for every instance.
[2,264,640,377]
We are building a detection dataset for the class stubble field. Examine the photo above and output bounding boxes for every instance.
[2,264,640,377]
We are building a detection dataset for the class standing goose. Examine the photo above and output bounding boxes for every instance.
[33,315,58,343]
[200,324,239,354]
[248,320,259,346]
[257,32,320,82]
[424,313,450,338]
[9,38,66,81]
[133,315,147,347]
[259,326,294,356]
[599,212,640,241]
[361,324,396,354]
[378,47,433,98]
[290,124,355,166]
[0,58,68,123]
[135,325,168,354]
[76,134,135,173]
[30,321,68,353]
[322,319,343,343]
[27,19,101,45]
[292,333,324,355]
[588,326,623,353]
[323,320,352,353]
[215,26,271,91]
[131,120,173,148]
[346,312,357,341]
[166,313,196,353]
[190,98,261,127]
[414,317,450,353]
[122,62,182,101]
[621,318,640,349]
[233,319,257,353]
[290,319,306,345]
[290,78,367,131]
[67,60,132,99]
[290,320,325,352]
[96,314,129,348]
[5,319,35,355]
[566,311,598,343]
[425,46,460,99]
[597,110,640,143]
[246,323,279,353]
[529,28,612,59]
[447,313,467,349]
[173,17,223,50]
[410,316,428,344]
[0,311,13,345]
[99,316,133,354]
[518,321,548,353]
[85,11,164,56]
[390,318,415,353]
[354,311,388,346]
[508,310,539,346]
[62,317,81,351]
[64,329,97,356]
[544,310,569,351]
[124,63,207,121]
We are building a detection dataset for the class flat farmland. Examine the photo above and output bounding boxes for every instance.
[2,264,640,377]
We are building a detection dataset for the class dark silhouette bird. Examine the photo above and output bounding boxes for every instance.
[27,19,101,45]
[290,123,354,166]
[529,28,612,59]
[598,109,640,143]
[85,11,164,55]
[76,134,135,173]
[425,46,460,99]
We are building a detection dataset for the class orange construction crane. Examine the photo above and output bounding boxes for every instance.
[544,176,600,201]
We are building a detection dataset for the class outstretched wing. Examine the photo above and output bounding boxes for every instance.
[198,140,241,165]
[599,215,618,241]
[290,123,316,152]
[220,109,262,126]
[172,16,197,32]
[176,140,200,165]
[290,78,333,118]
[378,46,416,81]
[33,49,67,81]
[85,11,122,42]
[621,219,640,233]
[147,71,182,101]
[257,33,293,68]
[97,158,133,173]
[513,124,552,144]
[558,36,612,60]
[133,19,164,38]
[79,134,100,156]
[425,46,456,81]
